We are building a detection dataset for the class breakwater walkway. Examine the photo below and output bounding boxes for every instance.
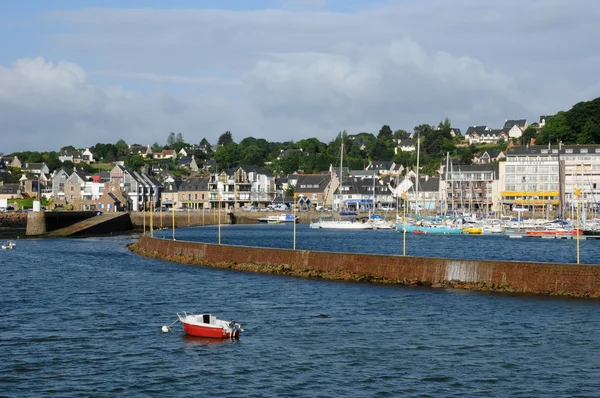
[129,236,600,299]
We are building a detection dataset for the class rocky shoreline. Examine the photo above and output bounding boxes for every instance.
[127,242,599,299]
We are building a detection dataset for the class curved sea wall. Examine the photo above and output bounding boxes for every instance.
[129,236,600,299]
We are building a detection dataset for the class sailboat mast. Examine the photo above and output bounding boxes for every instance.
[415,131,420,216]
[340,142,344,211]
[445,152,450,216]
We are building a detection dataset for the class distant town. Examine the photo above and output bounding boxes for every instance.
[1,97,599,218]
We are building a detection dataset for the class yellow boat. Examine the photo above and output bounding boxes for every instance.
[462,227,483,235]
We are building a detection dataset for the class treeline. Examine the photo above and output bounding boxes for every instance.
[7,95,600,180]
[535,97,600,145]
[213,119,471,175]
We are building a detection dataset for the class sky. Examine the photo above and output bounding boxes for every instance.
[1,0,600,154]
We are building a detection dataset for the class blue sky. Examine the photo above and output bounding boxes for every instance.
[1,0,599,153]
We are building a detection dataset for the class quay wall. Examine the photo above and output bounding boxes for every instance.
[129,210,316,228]
[0,212,28,227]
[26,211,100,235]
[130,236,600,299]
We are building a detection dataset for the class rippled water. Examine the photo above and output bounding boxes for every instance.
[1,231,600,397]
[156,223,600,265]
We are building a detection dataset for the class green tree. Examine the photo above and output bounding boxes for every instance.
[377,125,394,141]
[521,125,538,145]
[578,119,599,144]
[151,142,163,152]
[60,145,76,152]
[279,151,301,174]
[167,132,176,148]
[369,140,393,161]
[125,155,145,170]
[200,137,210,146]
[45,154,62,172]
[214,142,240,170]
[538,111,571,145]
[115,139,128,157]
[285,184,295,197]
[393,129,411,140]
[218,131,234,146]
[175,132,184,144]
[240,145,264,166]
[295,137,326,154]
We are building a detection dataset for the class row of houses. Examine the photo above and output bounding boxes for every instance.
[3,142,600,218]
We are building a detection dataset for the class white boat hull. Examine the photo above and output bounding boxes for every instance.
[315,220,373,230]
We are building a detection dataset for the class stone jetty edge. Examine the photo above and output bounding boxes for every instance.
[129,236,600,299]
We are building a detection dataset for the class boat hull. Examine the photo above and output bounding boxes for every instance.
[181,321,240,339]
[582,229,600,236]
[525,230,582,236]
[396,224,462,235]
[317,221,373,230]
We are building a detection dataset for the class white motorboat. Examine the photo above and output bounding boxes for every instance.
[2,240,16,250]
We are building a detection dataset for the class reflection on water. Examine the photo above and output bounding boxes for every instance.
[181,334,240,347]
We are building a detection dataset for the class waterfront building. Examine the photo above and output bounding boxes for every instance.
[52,169,105,210]
[19,173,51,200]
[406,175,440,212]
[295,174,334,210]
[440,163,499,215]
[332,176,395,211]
[109,165,161,211]
[161,178,182,209]
[208,166,276,209]
[501,144,600,217]
[178,177,210,210]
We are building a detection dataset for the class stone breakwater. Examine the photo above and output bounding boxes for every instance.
[129,237,600,299]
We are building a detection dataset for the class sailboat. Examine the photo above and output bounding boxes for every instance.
[394,138,461,234]
[310,143,373,230]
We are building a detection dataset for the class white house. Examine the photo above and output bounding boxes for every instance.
[395,139,417,154]
[504,119,528,140]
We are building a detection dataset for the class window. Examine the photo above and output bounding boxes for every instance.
[581,148,588,154]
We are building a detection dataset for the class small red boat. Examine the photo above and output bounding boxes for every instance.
[177,312,243,339]
[525,229,582,236]
[413,230,429,235]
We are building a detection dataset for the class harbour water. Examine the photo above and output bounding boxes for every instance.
[1,227,600,396]
[157,223,600,265]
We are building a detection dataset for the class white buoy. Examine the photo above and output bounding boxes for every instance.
[161,325,170,333]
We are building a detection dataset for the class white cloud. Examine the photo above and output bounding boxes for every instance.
[2,1,600,153]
